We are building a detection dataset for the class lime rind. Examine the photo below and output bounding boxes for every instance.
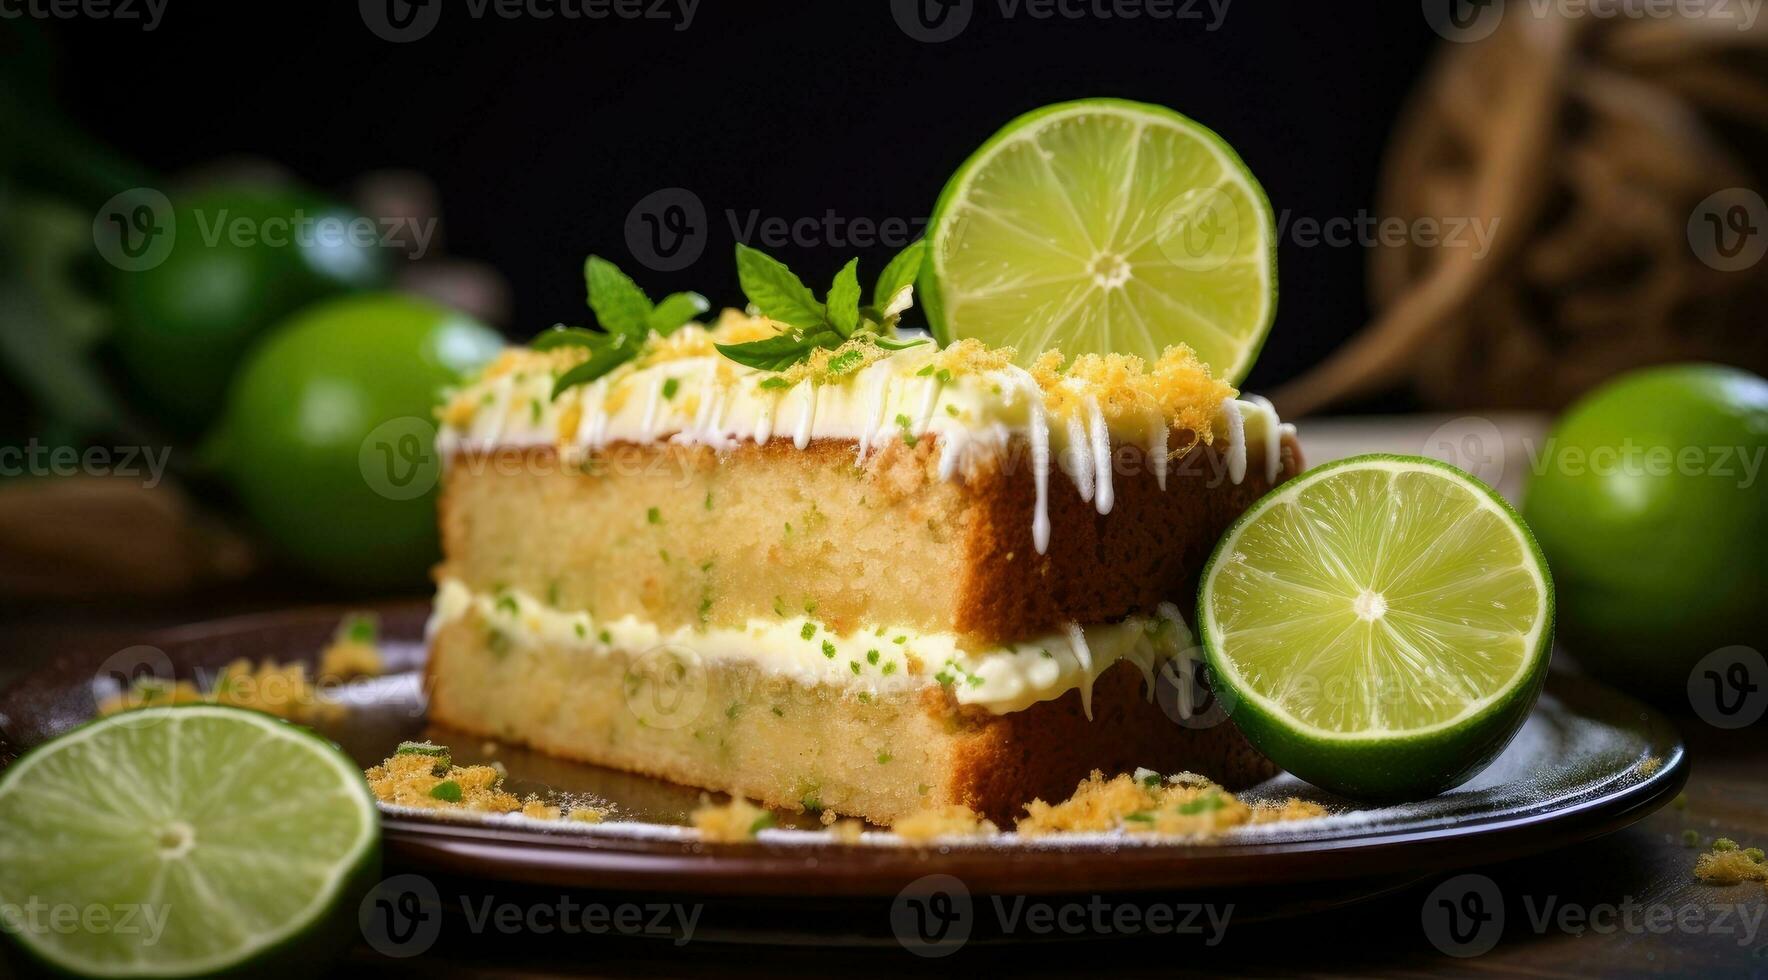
[922,97,1278,384]
[0,705,379,978]
[1197,455,1555,800]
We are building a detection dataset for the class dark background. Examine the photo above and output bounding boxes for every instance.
[18,1,1436,395]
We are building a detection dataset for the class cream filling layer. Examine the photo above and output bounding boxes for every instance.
[428,579,1193,717]
[436,351,1293,555]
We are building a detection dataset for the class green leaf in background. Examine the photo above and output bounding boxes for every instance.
[873,239,925,310]
[583,255,653,337]
[647,291,709,335]
[735,244,825,329]
[826,259,860,338]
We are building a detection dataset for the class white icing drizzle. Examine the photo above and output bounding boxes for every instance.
[641,375,664,438]
[1086,395,1114,515]
[1244,394,1296,484]
[1220,396,1247,485]
[1065,413,1095,505]
[1066,622,1096,720]
[1149,421,1169,492]
[1156,602,1196,720]
[792,383,817,450]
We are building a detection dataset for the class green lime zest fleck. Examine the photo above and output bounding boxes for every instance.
[429,780,463,803]
[661,377,680,400]
[800,622,816,640]
[822,640,837,659]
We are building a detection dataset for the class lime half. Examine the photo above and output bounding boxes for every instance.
[922,98,1277,382]
[1199,455,1554,801]
[0,706,379,977]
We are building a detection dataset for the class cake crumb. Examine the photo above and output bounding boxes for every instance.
[826,819,865,843]
[317,612,384,681]
[522,801,562,821]
[892,805,997,841]
[1694,840,1768,885]
[98,659,343,725]
[1018,770,1324,837]
[365,748,521,813]
[1638,756,1662,776]
[692,796,775,841]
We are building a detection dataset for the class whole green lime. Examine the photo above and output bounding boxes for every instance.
[212,293,502,588]
[1524,364,1768,697]
[112,184,387,432]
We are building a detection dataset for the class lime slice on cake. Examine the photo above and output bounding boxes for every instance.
[0,706,379,977]
[922,98,1277,382]
[1198,455,1555,801]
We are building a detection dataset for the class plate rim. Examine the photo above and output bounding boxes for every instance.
[0,603,1688,897]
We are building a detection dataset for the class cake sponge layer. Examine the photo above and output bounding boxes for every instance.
[439,432,1298,646]
[426,612,1277,825]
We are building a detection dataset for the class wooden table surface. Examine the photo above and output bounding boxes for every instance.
[2,415,1762,979]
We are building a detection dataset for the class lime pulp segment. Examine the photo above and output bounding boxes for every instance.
[0,706,378,977]
[1202,456,1552,740]
[924,98,1276,383]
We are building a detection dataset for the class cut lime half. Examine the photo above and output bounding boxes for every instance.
[1198,455,1554,801]
[922,98,1277,383]
[0,706,379,977]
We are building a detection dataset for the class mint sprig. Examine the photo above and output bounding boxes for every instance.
[542,255,708,399]
[716,241,929,372]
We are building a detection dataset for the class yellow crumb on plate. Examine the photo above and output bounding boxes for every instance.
[1694,845,1767,886]
[826,819,865,843]
[97,658,343,725]
[691,796,775,842]
[365,751,521,813]
[1017,769,1324,838]
[318,612,385,681]
[892,805,998,841]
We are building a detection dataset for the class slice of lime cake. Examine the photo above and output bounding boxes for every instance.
[425,306,1300,825]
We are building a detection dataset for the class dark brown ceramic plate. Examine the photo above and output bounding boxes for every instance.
[0,602,1686,900]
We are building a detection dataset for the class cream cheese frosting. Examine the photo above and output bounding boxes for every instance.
[429,579,1197,717]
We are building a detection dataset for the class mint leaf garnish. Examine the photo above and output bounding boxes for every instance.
[718,246,928,374]
[873,239,925,310]
[735,244,826,329]
[583,256,653,338]
[648,291,710,335]
[826,258,861,338]
[545,258,705,399]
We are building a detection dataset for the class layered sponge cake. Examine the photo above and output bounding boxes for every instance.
[425,313,1300,824]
